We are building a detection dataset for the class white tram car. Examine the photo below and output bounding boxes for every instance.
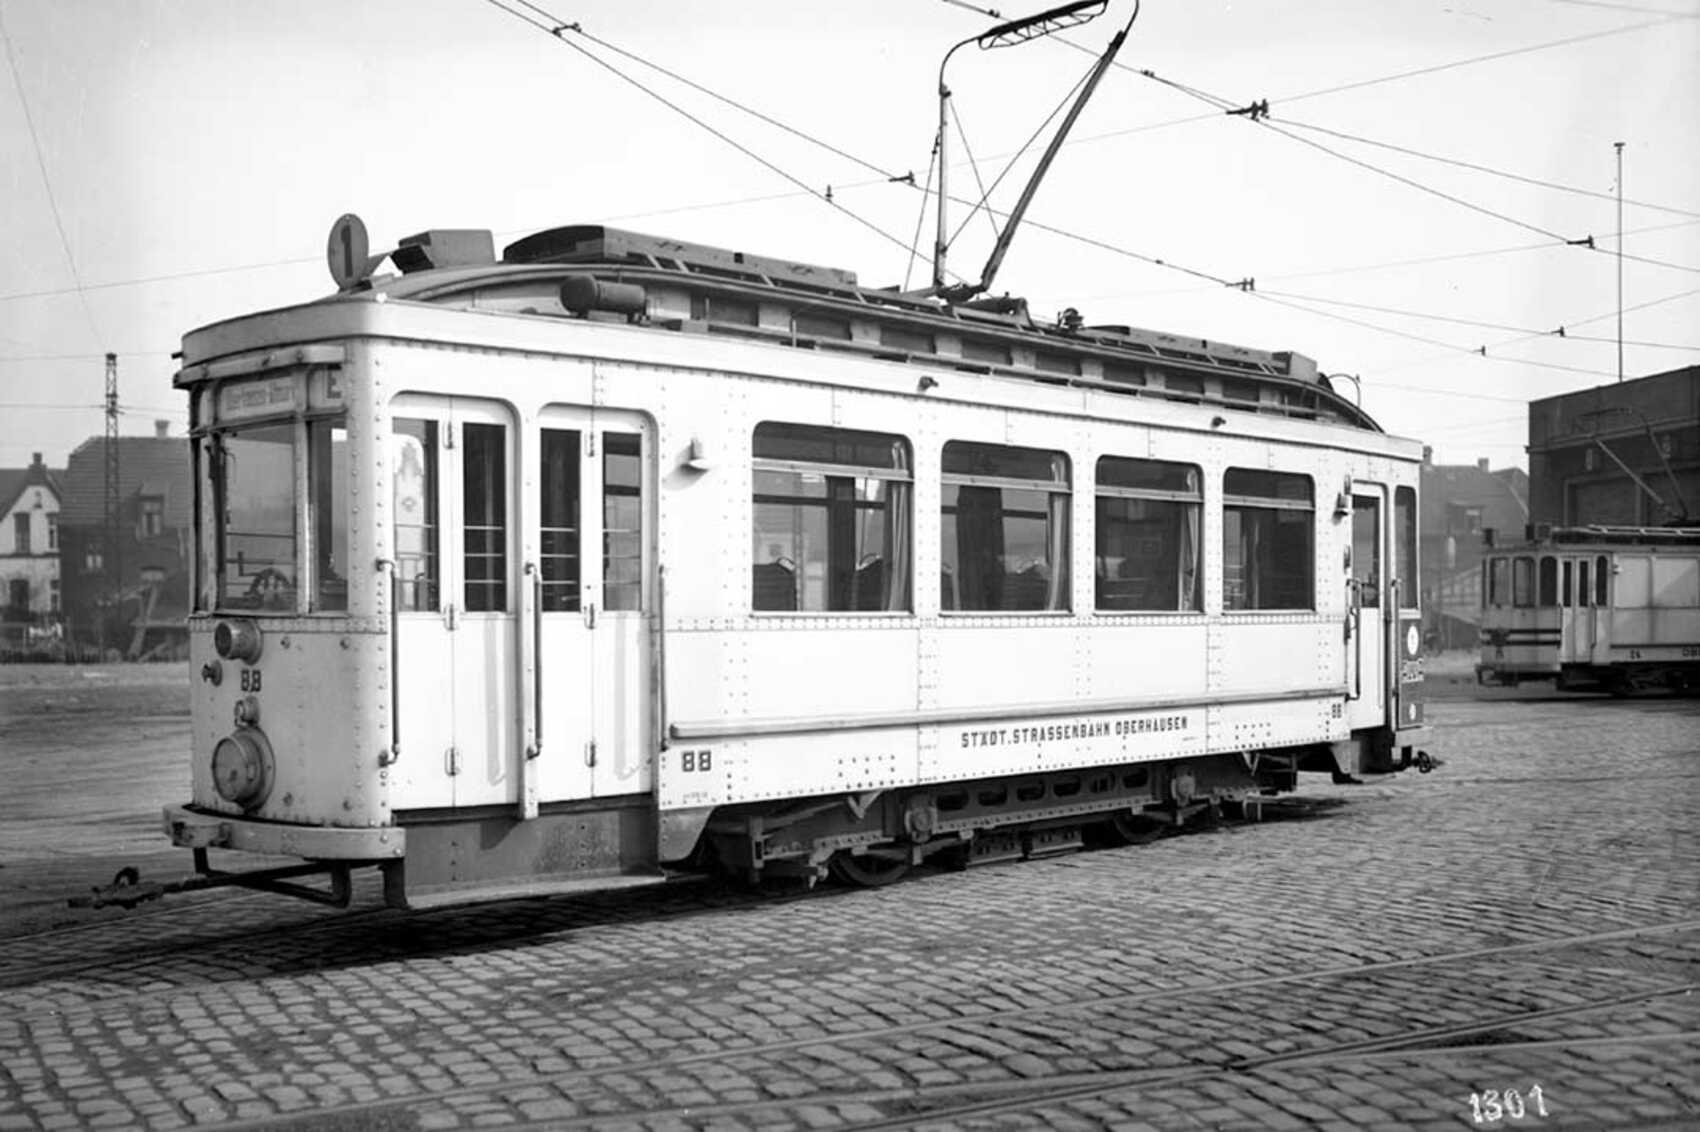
[160,222,1432,907]
[1477,525,1700,693]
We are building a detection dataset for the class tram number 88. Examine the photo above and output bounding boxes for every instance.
[240,669,263,693]
[680,749,713,773]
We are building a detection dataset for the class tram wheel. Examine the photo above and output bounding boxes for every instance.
[1101,810,1169,846]
[828,848,911,887]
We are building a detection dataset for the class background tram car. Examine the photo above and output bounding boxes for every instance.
[1477,525,1700,693]
[160,220,1432,908]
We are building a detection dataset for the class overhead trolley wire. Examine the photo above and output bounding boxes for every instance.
[946,63,1093,252]
[1359,284,1700,384]
[1,6,102,345]
[1264,219,1700,285]
[1257,288,1700,352]
[1274,119,1700,220]
[3,2,1681,411]
[478,0,1698,390]
[1049,15,1700,272]
[479,0,942,273]
[1129,65,1700,269]
[540,8,909,187]
[945,99,1009,249]
[1271,15,1695,105]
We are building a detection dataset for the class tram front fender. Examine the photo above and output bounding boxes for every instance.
[163,804,405,860]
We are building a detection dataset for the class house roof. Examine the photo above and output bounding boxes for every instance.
[0,459,63,519]
[58,437,192,528]
[1420,462,1529,537]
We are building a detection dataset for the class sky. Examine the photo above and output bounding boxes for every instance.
[2,0,1697,472]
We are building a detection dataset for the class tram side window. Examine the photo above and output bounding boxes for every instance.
[462,423,507,613]
[1222,469,1313,611]
[1485,557,1503,606]
[1095,457,1201,613]
[217,423,297,611]
[1578,560,1590,607]
[1512,556,1534,607]
[1595,555,1609,605]
[392,419,439,611]
[603,433,643,611]
[752,422,912,613]
[1395,486,1417,609]
[1562,560,1572,605]
[1351,495,1381,608]
[539,429,581,612]
[308,418,348,612]
[942,441,1070,612]
[1538,556,1558,607]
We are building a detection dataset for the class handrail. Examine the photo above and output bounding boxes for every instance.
[525,561,543,760]
[1346,577,1362,702]
[655,565,668,751]
[375,558,401,766]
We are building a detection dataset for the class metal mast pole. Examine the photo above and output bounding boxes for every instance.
[932,60,955,291]
[1614,141,1624,383]
[104,352,120,613]
[925,0,1108,296]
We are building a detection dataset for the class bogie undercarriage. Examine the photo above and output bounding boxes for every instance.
[699,750,1309,888]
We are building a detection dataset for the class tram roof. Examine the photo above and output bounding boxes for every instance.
[190,222,1385,434]
[1492,524,1700,550]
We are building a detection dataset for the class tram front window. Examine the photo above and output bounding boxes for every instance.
[211,416,349,613]
[215,424,297,610]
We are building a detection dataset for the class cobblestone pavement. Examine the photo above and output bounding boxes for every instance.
[0,676,1695,1131]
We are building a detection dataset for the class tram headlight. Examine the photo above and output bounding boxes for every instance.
[213,619,263,663]
[212,728,275,810]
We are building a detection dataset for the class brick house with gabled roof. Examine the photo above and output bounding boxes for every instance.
[56,423,193,657]
[0,452,65,648]
[1419,452,1531,650]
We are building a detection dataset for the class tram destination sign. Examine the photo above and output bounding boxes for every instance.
[955,709,1199,760]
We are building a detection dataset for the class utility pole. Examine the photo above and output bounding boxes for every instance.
[104,352,120,642]
[1615,141,1625,383]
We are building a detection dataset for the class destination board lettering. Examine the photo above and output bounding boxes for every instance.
[218,376,299,420]
[961,714,1190,749]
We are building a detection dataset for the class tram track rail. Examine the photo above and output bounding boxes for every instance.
[0,833,1692,1010]
[186,976,1699,1132]
[9,915,1690,1131]
[0,800,1339,998]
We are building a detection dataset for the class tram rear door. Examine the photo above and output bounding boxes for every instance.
[1561,554,1603,665]
[1347,486,1388,731]
[534,406,653,804]
[390,396,520,810]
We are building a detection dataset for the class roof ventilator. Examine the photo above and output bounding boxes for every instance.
[391,229,496,273]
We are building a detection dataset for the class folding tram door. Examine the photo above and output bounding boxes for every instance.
[533,406,653,806]
[389,395,520,810]
[1347,485,1389,731]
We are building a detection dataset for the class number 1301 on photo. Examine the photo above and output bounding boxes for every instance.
[1468,1084,1549,1123]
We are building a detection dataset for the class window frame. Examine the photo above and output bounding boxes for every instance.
[1512,555,1535,608]
[1394,485,1418,610]
[1221,468,1316,612]
[750,422,914,615]
[1093,455,1202,614]
[940,440,1071,615]
[1537,555,1558,607]
[211,419,301,613]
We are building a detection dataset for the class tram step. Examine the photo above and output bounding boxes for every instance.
[966,827,1085,868]
[1025,827,1085,858]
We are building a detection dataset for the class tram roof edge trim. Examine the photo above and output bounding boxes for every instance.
[501,224,861,290]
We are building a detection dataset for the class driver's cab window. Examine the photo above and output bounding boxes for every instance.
[218,424,296,610]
